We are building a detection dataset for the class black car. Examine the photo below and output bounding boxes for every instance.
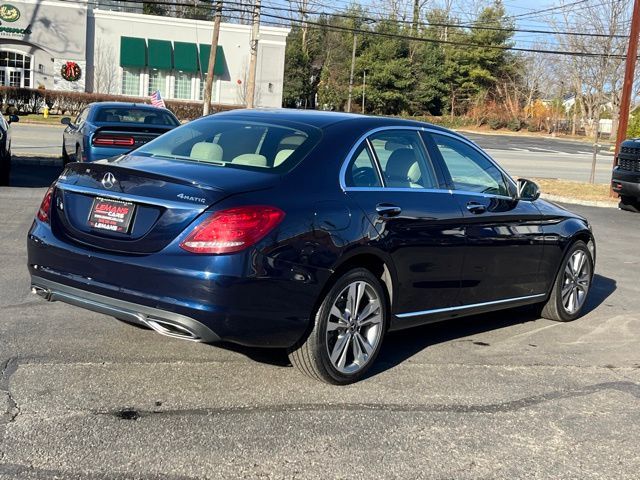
[0,113,19,186]
[28,110,596,384]
[612,138,640,212]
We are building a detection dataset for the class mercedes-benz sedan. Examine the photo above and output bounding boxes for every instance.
[28,110,595,384]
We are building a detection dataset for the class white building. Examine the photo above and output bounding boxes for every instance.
[0,0,289,107]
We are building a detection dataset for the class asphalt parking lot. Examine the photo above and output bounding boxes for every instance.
[1,183,639,479]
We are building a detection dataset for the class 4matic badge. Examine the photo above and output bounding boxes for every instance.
[177,193,206,204]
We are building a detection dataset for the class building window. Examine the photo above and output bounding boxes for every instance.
[174,71,192,100]
[122,68,141,96]
[148,69,168,97]
[0,51,32,88]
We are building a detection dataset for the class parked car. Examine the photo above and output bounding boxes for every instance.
[29,110,596,384]
[61,102,180,164]
[612,138,640,212]
[0,113,19,186]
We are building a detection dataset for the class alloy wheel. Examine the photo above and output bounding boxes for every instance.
[325,280,383,374]
[561,249,591,315]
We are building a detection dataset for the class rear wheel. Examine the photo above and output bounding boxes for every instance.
[619,195,640,213]
[288,268,388,384]
[62,143,70,165]
[0,148,10,186]
[540,240,593,322]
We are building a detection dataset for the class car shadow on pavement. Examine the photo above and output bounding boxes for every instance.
[9,159,64,188]
[368,273,617,379]
[211,273,617,377]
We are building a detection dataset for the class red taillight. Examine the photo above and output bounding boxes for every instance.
[92,135,135,147]
[37,186,54,223]
[180,206,285,254]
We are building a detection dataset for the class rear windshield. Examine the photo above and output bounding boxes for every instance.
[136,117,320,172]
[93,107,179,126]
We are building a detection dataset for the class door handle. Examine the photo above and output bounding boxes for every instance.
[466,201,486,214]
[376,203,402,217]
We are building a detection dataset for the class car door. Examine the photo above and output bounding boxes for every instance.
[424,131,546,305]
[64,108,88,156]
[343,128,466,326]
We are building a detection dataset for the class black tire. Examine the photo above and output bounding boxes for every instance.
[288,268,388,385]
[619,195,640,213]
[540,240,593,322]
[0,150,10,186]
[62,143,71,165]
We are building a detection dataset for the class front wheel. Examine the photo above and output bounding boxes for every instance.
[288,268,388,384]
[540,240,594,322]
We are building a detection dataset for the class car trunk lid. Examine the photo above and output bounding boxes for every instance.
[51,155,279,254]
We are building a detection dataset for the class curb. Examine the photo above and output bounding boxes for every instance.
[14,120,64,128]
[541,193,618,209]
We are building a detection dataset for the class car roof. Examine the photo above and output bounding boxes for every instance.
[212,108,455,134]
[88,102,170,111]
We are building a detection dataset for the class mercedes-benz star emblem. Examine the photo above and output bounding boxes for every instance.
[101,172,116,189]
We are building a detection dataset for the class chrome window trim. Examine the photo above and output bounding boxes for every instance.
[339,125,519,198]
[396,293,546,319]
[56,183,205,211]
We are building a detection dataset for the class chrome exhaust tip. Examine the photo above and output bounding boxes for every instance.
[145,318,201,341]
[31,285,51,300]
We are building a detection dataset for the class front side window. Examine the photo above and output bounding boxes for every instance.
[345,143,382,188]
[430,133,509,197]
[121,68,141,96]
[136,118,320,172]
[368,130,438,189]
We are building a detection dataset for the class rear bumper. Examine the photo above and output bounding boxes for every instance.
[612,168,640,198]
[28,222,332,348]
[31,276,220,343]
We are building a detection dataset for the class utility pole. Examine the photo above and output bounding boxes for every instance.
[202,0,222,116]
[361,70,366,114]
[346,34,357,113]
[611,0,640,196]
[246,0,261,109]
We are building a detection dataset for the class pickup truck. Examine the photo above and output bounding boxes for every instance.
[612,138,640,212]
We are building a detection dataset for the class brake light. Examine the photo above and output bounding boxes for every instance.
[37,186,54,223]
[180,206,285,254]
[92,135,135,147]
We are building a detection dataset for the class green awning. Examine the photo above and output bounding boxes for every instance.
[174,42,199,73]
[199,45,225,76]
[120,37,146,68]
[148,39,172,70]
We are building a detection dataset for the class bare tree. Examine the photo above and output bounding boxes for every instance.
[93,39,118,94]
[553,0,631,139]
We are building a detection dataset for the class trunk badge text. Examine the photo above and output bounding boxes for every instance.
[177,193,206,204]
[101,172,117,189]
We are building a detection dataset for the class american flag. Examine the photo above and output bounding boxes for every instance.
[150,90,166,108]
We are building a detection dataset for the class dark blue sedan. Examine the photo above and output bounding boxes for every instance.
[29,109,596,384]
[61,102,180,164]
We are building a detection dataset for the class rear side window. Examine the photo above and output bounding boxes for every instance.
[345,143,382,188]
[93,107,179,126]
[368,130,438,189]
[136,118,320,172]
[430,133,509,196]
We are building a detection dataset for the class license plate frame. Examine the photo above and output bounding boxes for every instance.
[88,197,136,234]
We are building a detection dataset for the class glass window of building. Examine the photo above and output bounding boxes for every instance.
[148,69,168,97]
[0,51,31,87]
[174,72,192,100]
[121,68,141,96]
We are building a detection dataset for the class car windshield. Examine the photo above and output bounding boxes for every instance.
[93,107,179,126]
[136,118,320,172]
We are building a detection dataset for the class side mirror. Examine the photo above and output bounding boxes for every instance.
[61,117,71,126]
[8,114,19,124]
[517,178,541,201]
